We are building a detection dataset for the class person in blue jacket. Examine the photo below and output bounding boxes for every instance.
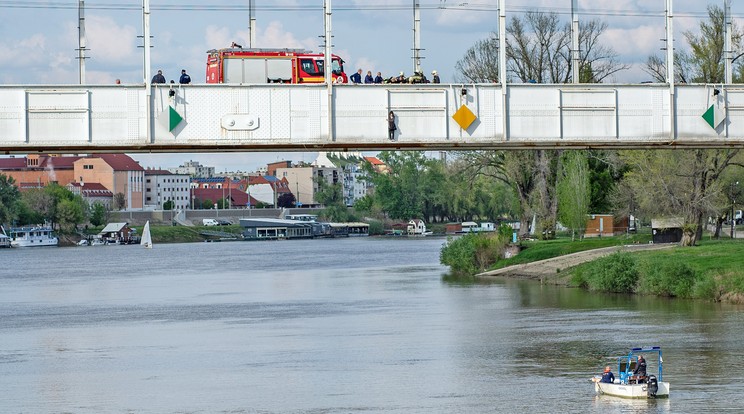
[179,69,191,84]
[364,70,374,84]
[600,366,615,383]
[350,69,362,84]
[374,71,383,84]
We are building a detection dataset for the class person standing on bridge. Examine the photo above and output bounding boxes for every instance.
[179,69,191,84]
[364,71,374,84]
[152,69,166,84]
[374,72,383,84]
[431,70,440,84]
[350,69,362,84]
[388,111,397,141]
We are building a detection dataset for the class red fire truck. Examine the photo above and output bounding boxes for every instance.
[206,47,348,84]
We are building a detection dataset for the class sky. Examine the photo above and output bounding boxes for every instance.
[1,0,743,172]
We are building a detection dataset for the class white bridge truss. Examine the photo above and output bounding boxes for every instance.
[0,83,740,153]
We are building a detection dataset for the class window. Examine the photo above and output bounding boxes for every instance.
[83,164,93,170]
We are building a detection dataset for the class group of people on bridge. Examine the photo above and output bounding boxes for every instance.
[348,69,440,85]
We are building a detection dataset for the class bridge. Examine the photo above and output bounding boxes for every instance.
[0,83,741,153]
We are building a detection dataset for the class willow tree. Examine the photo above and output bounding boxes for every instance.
[557,151,590,241]
[454,11,626,237]
[0,174,20,226]
[635,5,744,245]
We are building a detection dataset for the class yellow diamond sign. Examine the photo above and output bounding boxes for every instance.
[452,104,477,130]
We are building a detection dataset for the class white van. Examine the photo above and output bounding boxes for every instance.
[202,219,219,226]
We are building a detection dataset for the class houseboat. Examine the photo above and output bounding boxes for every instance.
[8,226,59,247]
[0,233,10,248]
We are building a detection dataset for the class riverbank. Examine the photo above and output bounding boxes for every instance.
[477,243,675,284]
[476,239,744,304]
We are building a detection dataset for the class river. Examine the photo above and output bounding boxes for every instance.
[1,237,743,413]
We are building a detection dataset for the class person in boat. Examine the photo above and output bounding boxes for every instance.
[633,355,647,381]
[600,366,615,383]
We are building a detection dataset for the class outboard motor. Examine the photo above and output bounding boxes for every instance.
[647,375,659,398]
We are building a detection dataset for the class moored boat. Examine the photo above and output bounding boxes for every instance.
[8,226,59,247]
[593,346,669,398]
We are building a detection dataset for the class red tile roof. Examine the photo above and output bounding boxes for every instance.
[145,169,172,175]
[90,154,144,171]
[364,156,385,165]
[40,156,82,169]
[0,158,27,169]
[192,188,257,207]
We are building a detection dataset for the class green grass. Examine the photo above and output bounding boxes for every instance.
[488,233,652,270]
[567,239,744,302]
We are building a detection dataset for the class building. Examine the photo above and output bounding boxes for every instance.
[584,214,617,238]
[0,154,81,187]
[169,160,215,178]
[144,169,191,210]
[66,182,114,209]
[192,188,257,209]
[74,154,145,210]
[651,218,683,244]
[274,154,340,208]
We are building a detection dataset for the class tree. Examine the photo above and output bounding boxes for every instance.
[557,151,591,241]
[114,193,126,210]
[0,173,20,226]
[644,5,743,84]
[455,11,627,83]
[277,192,296,208]
[57,197,87,232]
[89,202,108,227]
[163,200,175,210]
[315,178,347,222]
[635,5,744,245]
[201,199,213,209]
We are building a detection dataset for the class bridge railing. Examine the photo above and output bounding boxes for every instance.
[0,83,738,152]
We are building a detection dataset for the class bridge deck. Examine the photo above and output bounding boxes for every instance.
[0,83,739,152]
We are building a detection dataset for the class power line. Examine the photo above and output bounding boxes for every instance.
[0,1,735,18]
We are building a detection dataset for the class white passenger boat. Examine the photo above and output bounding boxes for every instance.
[8,226,59,247]
[593,346,669,398]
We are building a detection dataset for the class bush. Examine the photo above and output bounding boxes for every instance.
[366,219,384,235]
[440,233,507,275]
[582,252,639,293]
[639,262,698,298]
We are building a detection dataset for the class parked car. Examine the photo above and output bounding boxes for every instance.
[217,219,232,226]
[202,219,219,226]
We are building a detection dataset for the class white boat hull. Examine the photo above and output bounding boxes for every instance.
[10,237,58,247]
[595,381,670,398]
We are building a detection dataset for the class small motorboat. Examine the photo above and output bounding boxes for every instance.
[592,346,670,398]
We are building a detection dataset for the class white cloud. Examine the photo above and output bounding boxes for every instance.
[82,15,138,64]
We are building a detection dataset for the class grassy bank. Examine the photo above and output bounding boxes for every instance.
[488,233,652,270]
[568,240,744,303]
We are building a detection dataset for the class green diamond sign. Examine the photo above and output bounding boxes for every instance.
[167,106,183,132]
[702,104,725,130]
[159,106,184,133]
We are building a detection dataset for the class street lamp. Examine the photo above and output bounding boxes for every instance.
[731,181,739,239]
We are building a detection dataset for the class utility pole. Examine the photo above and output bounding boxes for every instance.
[571,0,579,83]
[248,0,256,48]
[77,0,88,84]
[665,0,675,141]
[142,0,153,143]
[725,0,732,84]
[324,0,334,141]
[412,0,422,74]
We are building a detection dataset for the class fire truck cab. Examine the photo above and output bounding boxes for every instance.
[206,47,347,84]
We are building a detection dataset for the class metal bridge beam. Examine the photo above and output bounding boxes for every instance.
[0,83,738,153]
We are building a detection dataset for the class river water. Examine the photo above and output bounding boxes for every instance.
[1,237,743,413]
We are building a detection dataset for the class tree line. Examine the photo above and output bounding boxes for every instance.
[354,6,744,246]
